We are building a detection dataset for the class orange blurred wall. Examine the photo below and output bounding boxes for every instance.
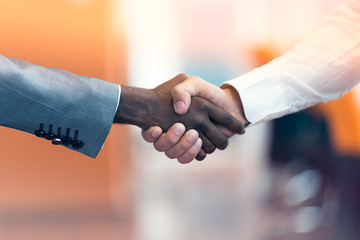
[0,0,130,217]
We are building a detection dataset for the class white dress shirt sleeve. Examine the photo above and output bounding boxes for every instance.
[223,0,360,125]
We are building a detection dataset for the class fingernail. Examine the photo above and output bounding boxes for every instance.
[195,138,202,147]
[151,129,161,138]
[174,101,185,113]
[188,131,198,142]
[174,124,185,136]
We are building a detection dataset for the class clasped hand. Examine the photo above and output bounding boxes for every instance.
[114,74,247,163]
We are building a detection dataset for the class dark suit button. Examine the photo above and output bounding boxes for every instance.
[45,124,55,140]
[45,133,55,140]
[35,124,46,138]
[35,130,46,138]
[51,138,62,145]
[72,140,83,149]
[62,137,73,146]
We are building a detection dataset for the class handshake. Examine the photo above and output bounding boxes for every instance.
[113,74,249,164]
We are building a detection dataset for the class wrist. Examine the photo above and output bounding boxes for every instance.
[113,86,155,128]
[222,85,250,127]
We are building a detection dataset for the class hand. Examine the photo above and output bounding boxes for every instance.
[171,76,249,126]
[114,74,245,162]
[141,123,203,163]
[142,75,249,163]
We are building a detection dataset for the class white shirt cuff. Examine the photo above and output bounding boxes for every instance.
[116,85,121,112]
[222,65,290,126]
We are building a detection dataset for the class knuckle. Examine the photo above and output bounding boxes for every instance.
[201,104,209,112]
[178,144,200,164]
[171,84,180,94]
[164,131,181,145]
[195,119,207,131]
[153,144,164,152]
[178,155,192,164]
[203,143,216,154]
[165,151,177,159]
[224,115,233,125]
[153,141,168,152]
[195,99,209,111]
[178,158,190,164]
[168,136,179,145]
[175,73,189,81]
[190,76,202,83]
[188,146,200,158]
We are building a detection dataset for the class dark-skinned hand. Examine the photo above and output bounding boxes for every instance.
[113,74,244,160]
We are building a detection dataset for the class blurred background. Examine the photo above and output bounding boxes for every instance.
[1,0,359,240]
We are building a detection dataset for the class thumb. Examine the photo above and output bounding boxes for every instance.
[171,91,191,115]
[170,78,194,115]
[171,76,227,114]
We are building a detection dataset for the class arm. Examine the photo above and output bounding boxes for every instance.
[0,54,119,158]
[225,0,360,125]
[173,1,360,125]
[0,61,243,161]
[143,0,360,160]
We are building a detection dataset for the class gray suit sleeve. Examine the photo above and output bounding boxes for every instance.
[0,54,120,158]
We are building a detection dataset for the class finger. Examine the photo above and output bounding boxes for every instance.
[141,127,163,143]
[201,134,217,153]
[177,138,203,164]
[164,130,199,159]
[195,149,207,161]
[171,76,227,115]
[153,123,185,152]
[207,103,245,135]
[217,125,235,138]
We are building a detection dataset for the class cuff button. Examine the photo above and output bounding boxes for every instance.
[45,133,55,140]
[35,124,46,138]
[62,137,73,146]
[72,140,84,149]
[45,125,55,140]
[35,130,46,138]
[51,138,62,145]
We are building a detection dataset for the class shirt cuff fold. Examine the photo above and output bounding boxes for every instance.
[222,66,289,126]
